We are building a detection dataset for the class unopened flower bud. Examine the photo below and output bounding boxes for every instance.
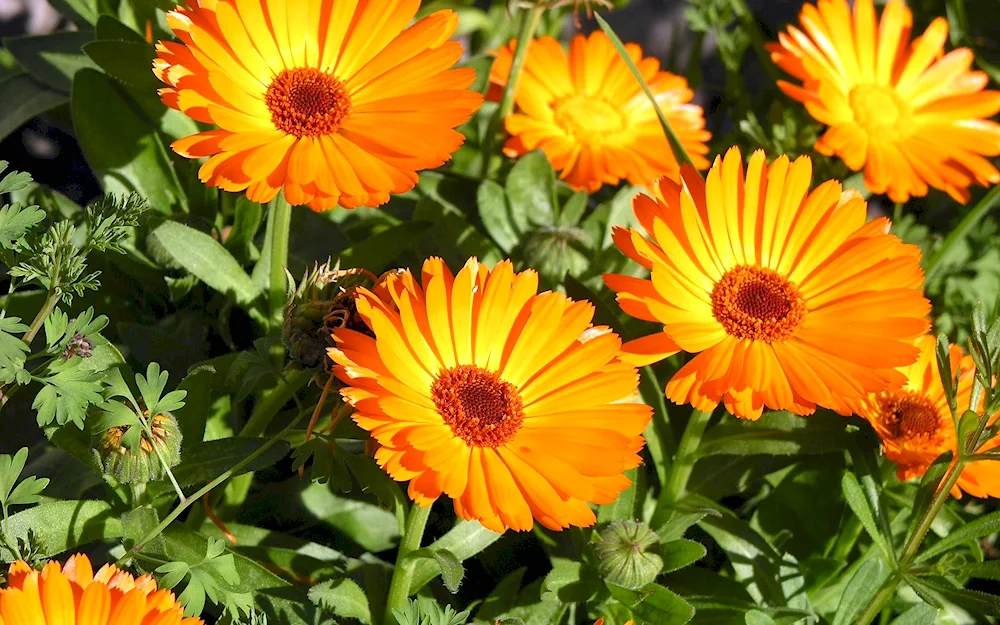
[62,332,94,359]
[95,410,182,484]
[594,520,663,590]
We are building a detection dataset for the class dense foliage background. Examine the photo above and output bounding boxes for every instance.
[1,0,1000,624]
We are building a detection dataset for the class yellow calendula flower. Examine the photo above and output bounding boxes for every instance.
[769,0,1000,203]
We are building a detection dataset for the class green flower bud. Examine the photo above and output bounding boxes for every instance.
[95,410,182,485]
[594,520,663,590]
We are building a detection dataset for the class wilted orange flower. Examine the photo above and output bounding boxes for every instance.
[154,0,482,210]
[0,555,203,625]
[328,257,650,533]
[858,336,1000,498]
[769,0,1000,203]
[488,32,710,193]
[604,147,931,420]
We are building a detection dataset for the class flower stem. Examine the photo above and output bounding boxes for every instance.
[479,4,545,177]
[23,286,59,346]
[925,185,1000,280]
[268,194,293,329]
[383,502,433,625]
[853,457,967,623]
[124,407,309,559]
[663,408,713,503]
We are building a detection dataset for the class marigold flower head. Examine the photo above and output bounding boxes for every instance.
[0,555,203,625]
[154,0,483,210]
[768,0,1000,203]
[327,257,650,533]
[604,147,931,420]
[488,32,711,193]
[858,335,1000,498]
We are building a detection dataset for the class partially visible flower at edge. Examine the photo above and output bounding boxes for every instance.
[604,146,931,420]
[488,31,710,193]
[328,256,651,533]
[858,335,1000,498]
[154,0,483,210]
[768,0,1000,203]
[0,554,204,625]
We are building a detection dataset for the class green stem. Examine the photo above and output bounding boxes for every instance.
[23,286,59,346]
[925,185,1000,280]
[853,458,967,623]
[479,4,545,177]
[125,407,309,557]
[268,194,293,329]
[663,408,713,503]
[383,503,433,625]
[594,13,696,169]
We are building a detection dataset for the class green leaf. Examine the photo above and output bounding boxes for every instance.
[607,583,695,625]
[300,482,400,553]
[841,472,891,559]
[409,548,464,594]
[832,557,888,625]
[505,150,555,230]
[83,40,159,91]
[309,578,372,624]
[966,560,1000,580]
[889,604,937,625]
[338,221,433,274]
[659,539,707,574]
[149,221,262,305]
[33,358,105,428]
[0,448,48,507]
[915,509,1000,563]
[172,365,215,443]
[0,74,66,142]
[4,32,97,93]
[0,316,30,382]
[656,509,717,543]
[745,611,776,625]
[957,409,981,452]
[410,520,502,592]
[71,68,186,212]
[909,576,1000,617]
[0,500,123,560]
[121,506,161,551]
[557,190,588,228]
[598,467,639,523]
[698,411,852,456]
[173,438,291,487]
[478,179,518,252]
[0,201,45,250]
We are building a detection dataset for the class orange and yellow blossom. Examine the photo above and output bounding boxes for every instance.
[605,147,931,420]
[489,32,710,193]
[154,0,482,210]
[0,555,203,625]
[328,257,650,533]
[858,335,1000,498]
[769,0,1000,203]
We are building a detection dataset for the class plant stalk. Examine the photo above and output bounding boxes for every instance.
[383,502,433,625]
[479,3,545,177]
[23,286,58,346]
[925,185,1000,280]
[268,194,293,330]
[662,408,713,503]
[125,407,309,557]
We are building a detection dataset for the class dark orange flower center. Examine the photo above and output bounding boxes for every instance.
[432,365,524,448]
[265,68,351,138]
[874,390,944,444]
[712,265,806,342]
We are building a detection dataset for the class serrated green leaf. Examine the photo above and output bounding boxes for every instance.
[155,561,190,590]
[309,578,372,624]
[0,201,44,250]
[33,358,104,428]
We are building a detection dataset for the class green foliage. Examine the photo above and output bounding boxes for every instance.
[392,598,472,625]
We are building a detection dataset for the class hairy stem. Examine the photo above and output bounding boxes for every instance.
[663,408,713,503]
[383,503,433,625]
[479,4,545,177]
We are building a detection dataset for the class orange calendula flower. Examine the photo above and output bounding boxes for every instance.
[858,335,1000,498]
[768,0,1000,203]
[488,32,711,193]
[328,257,650,533]
[154,0,483,210]
[0,555,203,625]
[604,147,931,420]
